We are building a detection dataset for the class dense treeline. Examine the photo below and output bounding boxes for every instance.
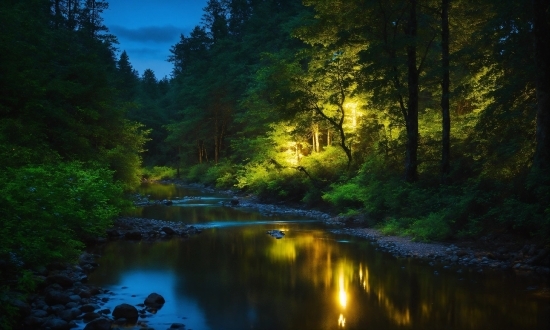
[0,1,149,326]
[137,0,549,243]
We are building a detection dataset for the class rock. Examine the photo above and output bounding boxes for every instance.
[230,198,239,206]
[23,315,45,328]
[125,231,142,240]
[526,246,550,265]
[267,230,285,239]
[82,312,102,322]
[162,227,177,236]
[144,293,166,309]
[65,302,78,309]
[50,304,66,316]
[456,250,468,257]
[163,199,173,206]
[45,290,72,306]
[42,317,71,330]
[84,318,112,330]
[60,307,81,321]
[78,290,93,298]
[46,274,74,288]
[170,323,186,329]
[69,294,81,302]
[112,303,138,322]
[31,309,49,318]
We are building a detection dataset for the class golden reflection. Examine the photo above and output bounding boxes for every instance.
[267,239,297,261]
[338,313,346,327]
[338,275,347,309]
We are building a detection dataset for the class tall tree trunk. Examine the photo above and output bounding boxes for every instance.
[441,0,451,183]
[532,0,550,171]
[405,0,419,183]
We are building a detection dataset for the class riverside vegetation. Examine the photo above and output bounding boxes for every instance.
[1,0,550,328]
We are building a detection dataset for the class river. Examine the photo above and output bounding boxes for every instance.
[86,183,549,330]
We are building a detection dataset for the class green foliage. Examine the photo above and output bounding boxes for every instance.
[142,166,177,181]
[322,182,366,213]
[236,162,309,201]
[406,213,453,242]
[205,161,238,189]
[186,163,211,183]
[0,160,127,327]
[0,162,125,269]
[378,218,409,236]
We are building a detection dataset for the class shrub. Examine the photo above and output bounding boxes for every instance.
[203,161,238,188]
[0,161,126,268]
[186,163,210,182]
[142,166,177,181]
[406,212,452,242]
[322,182,366,213]
[0,161,127,328]
[378,217,413,236]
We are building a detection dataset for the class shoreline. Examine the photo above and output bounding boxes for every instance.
[157,179,550,282]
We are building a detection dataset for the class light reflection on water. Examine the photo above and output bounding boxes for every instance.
[85,183,549,330]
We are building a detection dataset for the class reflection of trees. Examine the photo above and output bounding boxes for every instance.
[89,228,544,330]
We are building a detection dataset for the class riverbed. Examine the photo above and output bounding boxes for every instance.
[85,182,549,330]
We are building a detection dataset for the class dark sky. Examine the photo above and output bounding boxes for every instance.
[103,0,208,79]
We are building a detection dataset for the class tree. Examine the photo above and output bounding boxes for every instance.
[440,0,451,183]
[116,50,139,100]
[532,0,550,171]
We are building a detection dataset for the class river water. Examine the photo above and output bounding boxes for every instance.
[87,183,549,330]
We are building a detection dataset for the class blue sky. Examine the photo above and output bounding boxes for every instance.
[103,0,208,79]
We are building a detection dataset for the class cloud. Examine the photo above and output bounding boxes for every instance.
[110,25,188,43]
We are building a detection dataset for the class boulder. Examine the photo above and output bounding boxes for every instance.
[42,317,71,330]
[82,312,101,322]
[162,227,177,236]
[267,230,285,239]
[144,293,165,309]
[112,303,138,322]
[60,307,81,321]
[80,304,99,313]
[45,290,71,306]
[46,274,74,288]
[170,323,186,329]
[84,318,112,330]
[230,198,239,206]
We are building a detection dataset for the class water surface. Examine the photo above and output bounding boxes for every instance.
[87,183,549,330]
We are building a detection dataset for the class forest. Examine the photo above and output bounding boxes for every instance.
[0,0,549,327]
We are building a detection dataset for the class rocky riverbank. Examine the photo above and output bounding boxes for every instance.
[159,180,550,282]
[14,217,203,330]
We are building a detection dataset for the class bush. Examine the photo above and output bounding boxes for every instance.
[0,161,125,269]
[378,217,413,236]
[406,212,453,242]
[322,182,366,213]
[203,161,238,188]
[142,166,177,181]
[236,162,308,201]
[0,161,127,328]
[186,163,210,183]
